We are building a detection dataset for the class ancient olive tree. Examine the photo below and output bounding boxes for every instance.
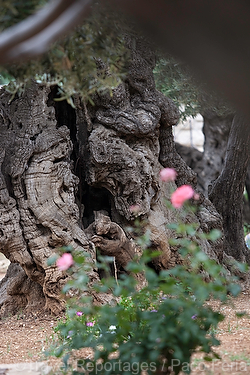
[0,35,227,316]
[0,1,250,316]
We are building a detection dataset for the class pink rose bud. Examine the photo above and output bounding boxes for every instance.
[129,204,140,214]
[159,168,177,182]
[171,185,194,208]
[56,253,74,271]
[86,321,95,327]
[193,193,200,201]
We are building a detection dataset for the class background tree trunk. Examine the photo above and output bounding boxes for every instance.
[209,114,250,263]
[176,110,250,227]
[197,110,233,194]
[176,111,233,195]
[176,111,250,265]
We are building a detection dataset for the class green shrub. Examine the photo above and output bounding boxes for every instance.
[49,197,242,375]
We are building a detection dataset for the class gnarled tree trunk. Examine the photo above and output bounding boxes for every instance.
[0,82,95,315]
[0,38,226,316]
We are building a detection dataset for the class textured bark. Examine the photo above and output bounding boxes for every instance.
[84,39,225,267]
[0,38,227,316]
[0,81,93,315]
[85,211,147,288]
[160,126,197,189]
[159,123,224,263]
[209,114,250,263]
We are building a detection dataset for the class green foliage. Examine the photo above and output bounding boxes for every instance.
[0,3,128,102]
[154,57,234,120]
[0,2,234,119]
[0,0,46,31]
[0,71,13,85]
[244,224,250,237]
[0,1,235,119]
[47,202,243,375]
[154,57,201,120]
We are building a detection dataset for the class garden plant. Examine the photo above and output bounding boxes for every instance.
[48,168,244,375]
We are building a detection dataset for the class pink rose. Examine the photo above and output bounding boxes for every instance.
[171,185,194,208]
[159,168,177,182]
[56,253,74,271]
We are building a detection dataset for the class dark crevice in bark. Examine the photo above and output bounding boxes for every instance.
[30,130,43,141]
[82,186,112,228]
[20,178,27,200]
[47,88,113,231]
[47,86,85,214]
[245,166,250,202]
[36,223,51,236]
[3,173,15,200]
[47,86,76,132]
[27,207,36,219]
[21,208,36,259]
[175,142,203,175]
[55,99,77,162]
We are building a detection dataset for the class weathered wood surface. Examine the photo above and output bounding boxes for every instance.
[0,38,228,315]
[0,82,92,315]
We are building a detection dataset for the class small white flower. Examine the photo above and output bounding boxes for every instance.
[109,325,116,331]
[245,233,250,249]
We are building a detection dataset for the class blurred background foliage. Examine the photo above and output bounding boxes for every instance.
[0,1,128,102]
[0,0,46,30]
[0,1,233,117]
[154,56,234,120]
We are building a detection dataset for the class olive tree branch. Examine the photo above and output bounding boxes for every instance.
[0,0,92,63]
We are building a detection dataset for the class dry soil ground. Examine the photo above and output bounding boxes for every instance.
[0,250,250,375]
[0,294,249,374]
[182,293,250,375]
